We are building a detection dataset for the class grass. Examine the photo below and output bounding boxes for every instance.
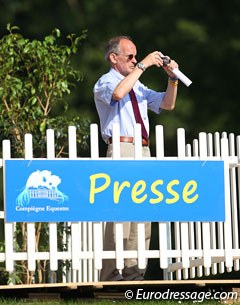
[0,299,225,305]
[0,285,237,304]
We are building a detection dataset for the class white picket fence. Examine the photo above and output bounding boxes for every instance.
[0,123,240,284]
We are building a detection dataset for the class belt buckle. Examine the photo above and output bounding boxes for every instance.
[142,138,149,146]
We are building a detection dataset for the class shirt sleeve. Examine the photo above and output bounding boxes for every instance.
[140,83,165,114]
[94,78,118,107]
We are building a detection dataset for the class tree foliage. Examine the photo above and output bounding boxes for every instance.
[0,24,90,157]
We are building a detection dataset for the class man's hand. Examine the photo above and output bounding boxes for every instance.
[140,51,179,78]
[141,51,166,68]
[162,57,179,78]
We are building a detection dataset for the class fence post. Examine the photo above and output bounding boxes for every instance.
[25,134,36,275]
[214,132,225,274]
[46,129,58,281]
[229,133,239,271]
[68,126,80,282]
[2,140,15,275]
[206,133,218,276]
[133,124,147,270]
[112,123,124,271]
[192,138,203,278]
[221,136,233,270]
[90,124,101,282]
[90,124,103,281]
[185,141,196,279]
[199,132,211,276]
[156,125,172,280]
[177,128,190,280]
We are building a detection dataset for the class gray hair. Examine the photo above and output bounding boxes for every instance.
[105,36,132,61]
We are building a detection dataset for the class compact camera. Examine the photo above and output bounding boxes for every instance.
[161,56,171,66]
[159,53,192,86]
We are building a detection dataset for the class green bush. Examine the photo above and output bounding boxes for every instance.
[0,24,90,158]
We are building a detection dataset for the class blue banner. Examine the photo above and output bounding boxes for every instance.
[4,159,225,222]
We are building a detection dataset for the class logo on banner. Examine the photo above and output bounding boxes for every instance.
[16,170,69,206]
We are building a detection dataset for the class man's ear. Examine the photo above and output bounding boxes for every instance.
[109,53,117,64]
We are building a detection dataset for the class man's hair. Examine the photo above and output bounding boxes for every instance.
[105,36,132,61]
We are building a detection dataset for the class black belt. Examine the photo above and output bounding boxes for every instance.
[108,136,149,146]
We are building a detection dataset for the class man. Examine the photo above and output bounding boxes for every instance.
[93,36,179,281]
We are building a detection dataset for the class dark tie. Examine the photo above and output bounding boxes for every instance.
[129,89,148,140]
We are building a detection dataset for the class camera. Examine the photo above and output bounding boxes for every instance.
[161,56,171,66]
[159,53,192,86]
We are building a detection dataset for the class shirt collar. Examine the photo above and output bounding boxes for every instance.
[109,68,125,81]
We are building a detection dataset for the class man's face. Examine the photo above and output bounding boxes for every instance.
[111,39,137,76]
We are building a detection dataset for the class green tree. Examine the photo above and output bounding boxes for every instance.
[0,24,90,158]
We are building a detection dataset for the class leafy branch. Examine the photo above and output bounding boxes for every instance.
[0,24,90,157]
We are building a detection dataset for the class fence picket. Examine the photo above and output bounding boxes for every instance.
[199,133,211,273]
[90,124,101,281]
[177,128,189,279]
[206,133,218,275]
[3,139,15,274]
[185,143,196,279]
[221,137,233,270]
[237,135,240,270]
[156,126,171,278]
[46,129,58,275]
[229,133,239,271]
[214,132,225,274]
[25,134,36,274]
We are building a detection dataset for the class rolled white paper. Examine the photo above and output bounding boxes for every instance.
[172,68,192,87]
[159,51,192,87]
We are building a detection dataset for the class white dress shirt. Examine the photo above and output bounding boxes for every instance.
[93,68,165,143]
